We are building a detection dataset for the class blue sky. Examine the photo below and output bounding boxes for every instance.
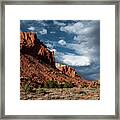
[20,20,100,80]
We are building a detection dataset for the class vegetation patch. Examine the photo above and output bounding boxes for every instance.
[36,88,47,94]
[43,80,74,88]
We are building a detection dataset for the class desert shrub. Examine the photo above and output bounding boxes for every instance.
[44,80,58,88]
[43,80,74,88]
[57,83,63,88]
[79,91,87,96]
[24,83,33,93]
[36,88,47,94]
[63,81,73,88]
[26,77,32,81]
[81,82,88,88]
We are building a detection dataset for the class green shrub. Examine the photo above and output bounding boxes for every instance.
[36,88,47,94]
[79,91,87,96]
[43,80,74,88]
[24,83,33,93]
[63,81,73,88]
[44,80,58,88]
[23,80,74,92]
[27,77,32,81]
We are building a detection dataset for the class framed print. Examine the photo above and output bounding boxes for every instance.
[0,0,119,119]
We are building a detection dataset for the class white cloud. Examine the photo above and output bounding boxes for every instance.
[46,43,53,49]
[53,21,66,26]
[66,43,89,55]
[60,21,98,35]
[73,35,95,42]
[65,43,97,64]
[37,20,47,26]
[55,51,91,66]
[60,22,84,34]
[39,28,47,35]
[60,21,99,63]
[27,26,35,31]
[59,37,65,39]
[51,49,56,52]
[62,54,90,66]
[58,39,66,46]
[50,31,56,34]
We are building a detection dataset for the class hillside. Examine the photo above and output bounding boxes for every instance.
[20,32,100,100]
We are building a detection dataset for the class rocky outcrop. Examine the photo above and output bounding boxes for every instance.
[20,54,80,88]
[20,32,55,67]
[20,32,37,49]
[20,32,99,90]
[55,63,81,78]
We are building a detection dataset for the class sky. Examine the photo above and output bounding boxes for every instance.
[20,20,100,80]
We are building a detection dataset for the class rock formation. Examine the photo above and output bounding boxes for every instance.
[20,32,99,89]
[55,63,81,78]
[20,32,55,67]
[20,32,37,49]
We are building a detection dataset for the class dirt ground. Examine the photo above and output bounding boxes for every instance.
[20,87,100,100]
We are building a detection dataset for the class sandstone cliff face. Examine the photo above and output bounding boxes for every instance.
[55,63,82,79]
[21,54,71,82]
[20,32,37,49]
[20,32,85,87]
[20,32,55,67]
[55,63,78,78]
[20,32,100,92]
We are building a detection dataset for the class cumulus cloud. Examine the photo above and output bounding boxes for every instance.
[58,40,66,46]
[20,20,100,80]
[36,20,48,26]
[27,26,35,31]
[50,31,56,34]
[62,54,90,66]
[60,21,98,35]
[39,28,47,35]
[60,22,84,34]
[51,49,56,52]
[65,43,99,65]
[66,43,89,55]
[53,21,66,26]
[59,37,65,39]
[60,21,100,65]
[55,51,90,66]
[73,35,95,43]
[46,43,53,49]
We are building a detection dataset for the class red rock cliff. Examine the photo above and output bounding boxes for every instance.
[20,32,55,67]
[55,63,81,78]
